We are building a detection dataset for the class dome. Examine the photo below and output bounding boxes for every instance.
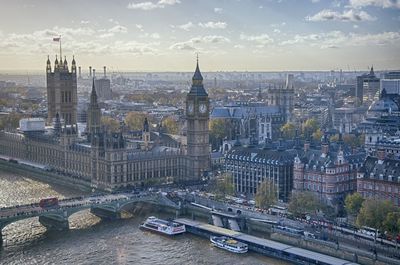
[367,98,399,117]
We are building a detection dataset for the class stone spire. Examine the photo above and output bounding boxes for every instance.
[188,56,207,96]
[87,78,101,136]
[54,55,59,71]
[143,117,149,132]
[46,55,51,73]
[90,78,98,105]
[369,65,375,76]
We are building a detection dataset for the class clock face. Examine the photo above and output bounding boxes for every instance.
[199,103,207,114]
[188,102,194,114]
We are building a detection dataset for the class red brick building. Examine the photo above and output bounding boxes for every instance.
[357,149,400,207]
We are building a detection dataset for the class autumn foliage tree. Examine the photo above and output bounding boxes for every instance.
[255,180,277,209]
[101,116,120,132]
[209,118,232,150]
[125,112,147,131]
[302,118,319,139]
[213,172,235,199]
[0,112,25,130]
[288,191,322,217]
[280,122,296,139]
[162,116,179,134]
[345,192,364,216]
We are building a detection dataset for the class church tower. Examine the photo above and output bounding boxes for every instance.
[142,117,150,150]
[46,55,77,125]
[186,58,210,181]
[87,78,101,138]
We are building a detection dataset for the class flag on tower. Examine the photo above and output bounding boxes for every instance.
[53,37,60,42]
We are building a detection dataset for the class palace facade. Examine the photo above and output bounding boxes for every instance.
[0,57,210,191]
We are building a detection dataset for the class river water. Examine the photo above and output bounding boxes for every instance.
[0,169,288,265]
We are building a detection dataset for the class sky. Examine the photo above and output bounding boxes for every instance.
[0,0,399,72]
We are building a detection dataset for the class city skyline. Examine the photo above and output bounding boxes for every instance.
[0,0,399,72]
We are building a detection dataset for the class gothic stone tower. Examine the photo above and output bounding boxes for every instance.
[186,60,210,181]
[46,56,78,125]
[87,78,101,139]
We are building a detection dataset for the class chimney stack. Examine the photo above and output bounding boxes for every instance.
[304,141,310,152]
[78,66,81,78]
[377,148,385,163]
[321,142,329,156]
[89,66,92,77]
[103,66,107,78]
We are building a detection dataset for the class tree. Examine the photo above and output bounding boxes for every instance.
[356,199,394,231]
[288,191,321,217]
[209,118,232,150]
[255,180,277,209]
[162,116,179,134]
[302,118,319,139]
[0,112,25,130]
[101,116,120,132]
[383,212,400,237]
[345,192,365,216]
[214,172,235,199]
[312,128,323,142]
[125,112,147,131]
[280,123,296,139]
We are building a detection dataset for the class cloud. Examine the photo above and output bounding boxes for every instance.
[0,25,159,56]
[169,35,230,50]
[127,0,180,11]
[169,41,196,51]
[273,29,281,33]
[202,35,230,43]
[270,22,286,27]
[311,0,320,2]
[279,30,400,48]
[108,25,128,33]
[99,33,114,39]
[136,24,144,32]
[349,0,400,9]
[240,33,274,46]
[198,21,227,29]
[214,7,223,13]
[306,9,376,22]
[80,20,90,24]
[140,32,161,39]
[177,22,194,31]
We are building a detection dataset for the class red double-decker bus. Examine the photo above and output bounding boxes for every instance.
[39,197,59,208]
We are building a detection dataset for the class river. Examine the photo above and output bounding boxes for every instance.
[0,169,288,265]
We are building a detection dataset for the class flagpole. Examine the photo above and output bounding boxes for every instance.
[59,35,62,61]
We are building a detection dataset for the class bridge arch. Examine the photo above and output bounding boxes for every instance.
[117,199,158,212]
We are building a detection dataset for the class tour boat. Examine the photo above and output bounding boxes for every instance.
[210,236,248,254]
[140,216,186,235]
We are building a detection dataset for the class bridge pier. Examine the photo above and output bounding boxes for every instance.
[39,214,69,231]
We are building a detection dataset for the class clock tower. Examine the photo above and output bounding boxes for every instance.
[186,59,210,181]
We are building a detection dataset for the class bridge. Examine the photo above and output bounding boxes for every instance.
[0,192,181,246]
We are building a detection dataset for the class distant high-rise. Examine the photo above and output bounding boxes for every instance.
[285,73,294,89]
[46,56,77,125]
[355,67,380,106]
[94,66,112,100]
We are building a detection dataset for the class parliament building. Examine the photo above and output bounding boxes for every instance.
[0,57,210,191]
